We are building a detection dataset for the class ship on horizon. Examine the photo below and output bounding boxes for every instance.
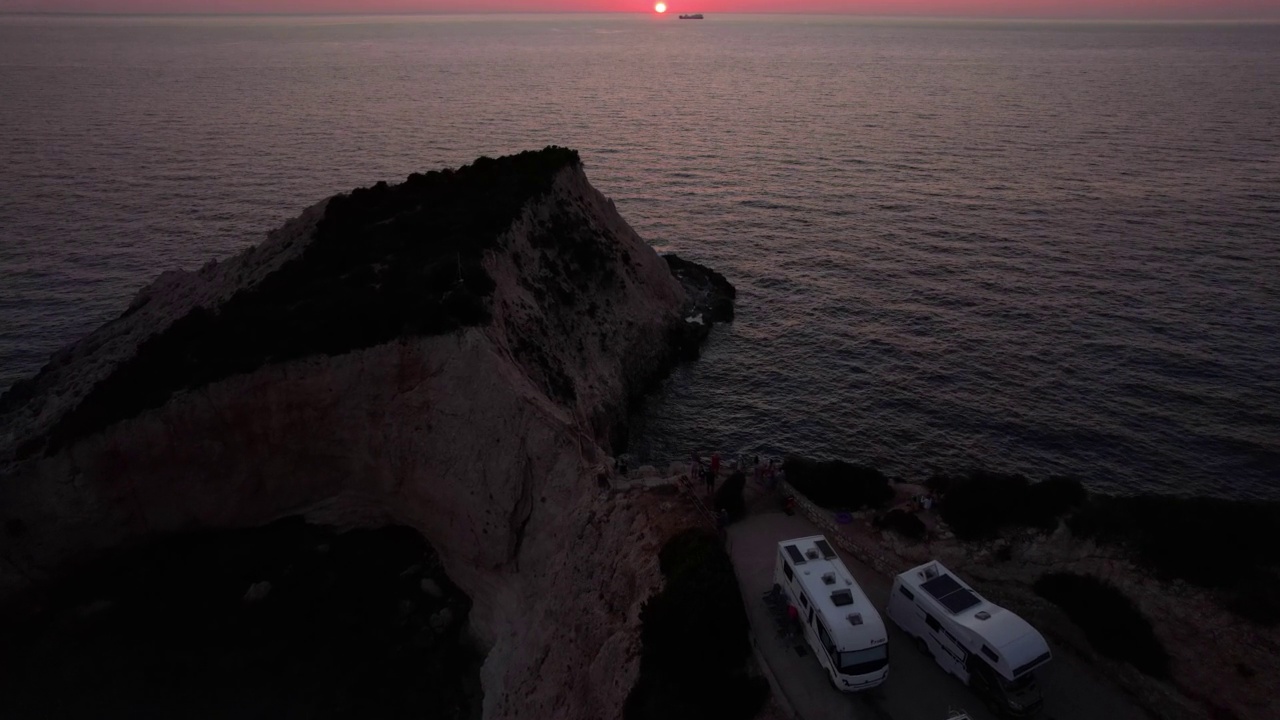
[678,13,705,19]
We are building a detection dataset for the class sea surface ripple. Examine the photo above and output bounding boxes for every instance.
[1,14,1277,498]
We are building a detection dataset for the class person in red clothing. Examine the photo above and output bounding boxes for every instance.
[786,603,801,635]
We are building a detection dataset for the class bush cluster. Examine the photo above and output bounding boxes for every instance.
[714,471,748,522]
[38,148,581,454]
[928,471,1086,540]
[624,530,769,720]
[1067,495,1280,625]
[0,518,478,718]
[875,508,927,541]
[782,457,893,510]
[1033,572,1171,679]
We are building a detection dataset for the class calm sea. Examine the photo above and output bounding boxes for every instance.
[1,14,1277,498]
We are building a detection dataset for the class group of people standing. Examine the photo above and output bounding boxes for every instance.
[690,451,783,499]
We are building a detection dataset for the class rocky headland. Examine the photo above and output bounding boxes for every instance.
[0,148,736,719]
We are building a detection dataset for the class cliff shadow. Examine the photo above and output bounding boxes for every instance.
[0,518,482,719]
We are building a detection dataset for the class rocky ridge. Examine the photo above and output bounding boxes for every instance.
[0,148,732,720]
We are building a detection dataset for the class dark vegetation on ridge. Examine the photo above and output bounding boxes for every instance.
[14,147,581,456]
[931,471,1280,624]
[0,518,480,719]
[625,529,769,720]
[714,470,748,522]
[1034,572,1171,679]
[926,470,1087,540]
[1067,496,1280,625]
[780,456,1280,624]
[874,507,927,540]
[782,456,894,509]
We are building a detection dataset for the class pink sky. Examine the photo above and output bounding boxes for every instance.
[2,0,1278,19]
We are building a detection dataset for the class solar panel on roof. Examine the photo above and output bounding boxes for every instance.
[922,573,982,613]
[922,573,962,598]
[814,539,837,559]
[785,545,805,564]
[939,589,980,613]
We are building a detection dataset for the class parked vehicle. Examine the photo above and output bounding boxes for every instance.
[888,560,1051,716]
[773,535,889,690]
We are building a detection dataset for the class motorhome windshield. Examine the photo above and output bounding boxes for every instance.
[1000,674,1036,692]
[838,645,888,675]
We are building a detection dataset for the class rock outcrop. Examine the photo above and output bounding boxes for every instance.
[0,148,732,719]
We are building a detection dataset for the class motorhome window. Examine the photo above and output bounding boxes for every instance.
[898,586,914,600]
[817,622,835,654]
[1013,651,1052,677]
[838,645,889,676]
[925,614,941,632]
[784,563,794,581]
[831,589,854,607]
[801,594,810,609]
[785,545,805,565]
[981,645,999,663]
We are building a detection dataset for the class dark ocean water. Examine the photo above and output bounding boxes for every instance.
[1,14,1277,499]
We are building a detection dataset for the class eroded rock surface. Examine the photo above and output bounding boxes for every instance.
[0,148,731,720]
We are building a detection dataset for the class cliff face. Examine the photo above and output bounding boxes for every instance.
[0,148,725,719]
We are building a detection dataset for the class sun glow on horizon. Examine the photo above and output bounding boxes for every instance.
[654,2,667,13]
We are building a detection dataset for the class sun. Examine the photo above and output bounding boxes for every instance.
[655,2,667,12]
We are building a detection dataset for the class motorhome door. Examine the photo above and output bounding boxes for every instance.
[924,613,969,674]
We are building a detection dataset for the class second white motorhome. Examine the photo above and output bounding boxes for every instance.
[772,535,889,691]
[888,560,1051,717]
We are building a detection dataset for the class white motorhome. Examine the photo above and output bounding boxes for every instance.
[888,560,1051,717]
[772,535,889,691]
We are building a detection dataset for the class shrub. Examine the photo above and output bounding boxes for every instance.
[714,471,748,522]
[1068,495,1280,625]
[933,470,1086,540]
[624,530,769,720]
[782,457,892,510]
[0,519,479,718]
[875,508,927,541]
[1228,570,1280,626]
[1023,476,1088,528]
[936,470,1029,540]
[1034,572,1171,679]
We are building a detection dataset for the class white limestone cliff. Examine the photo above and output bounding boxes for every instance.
[0,150,726,720]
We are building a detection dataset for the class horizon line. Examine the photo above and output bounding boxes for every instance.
[3,10,1279,22]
